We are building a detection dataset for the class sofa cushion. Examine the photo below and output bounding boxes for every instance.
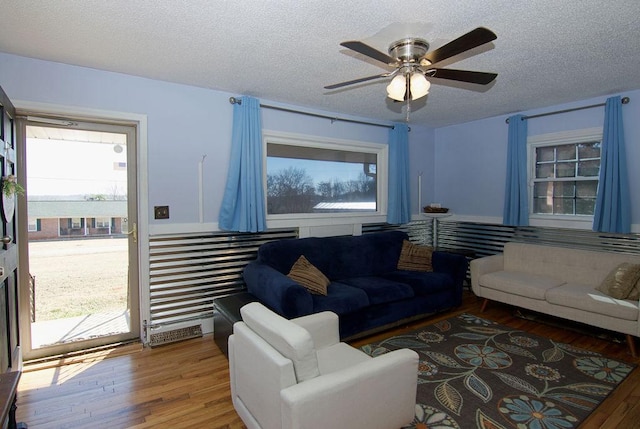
[382,271,452,296]
[627,279,640,300]
[240,302,320,382]
[311,282,370,315]
[503,242,640,287]
[257,231,408,279]
[287,255,330,296]
[596,263,640,300]
[316,342,371,375]
[479,271,565,300]
[545,283,639,321]
[339,276,414,305]
[397,240,433,272]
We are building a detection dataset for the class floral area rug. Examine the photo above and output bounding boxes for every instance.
[360,313,635,429]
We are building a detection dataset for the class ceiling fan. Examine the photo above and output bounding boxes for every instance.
[325,27,497,102]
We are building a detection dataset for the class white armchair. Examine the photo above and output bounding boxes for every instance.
[228,302,419,429]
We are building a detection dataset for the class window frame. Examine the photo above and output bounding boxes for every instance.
[263,130,388,228]
[527,127,602,229]
[95,217,111,228]
[70,217,83,229]
[27,217,40,232]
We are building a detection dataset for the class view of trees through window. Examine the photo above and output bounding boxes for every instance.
[266,143,377,215]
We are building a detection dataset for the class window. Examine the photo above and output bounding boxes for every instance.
[264,131,387,218]
[529,128,602,219]
[28,218,40,232]
[95,217,110,228]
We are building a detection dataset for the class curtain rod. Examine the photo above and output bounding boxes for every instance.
[229,97,397,130]
[505,96,630,124]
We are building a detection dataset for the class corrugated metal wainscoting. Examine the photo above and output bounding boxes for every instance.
[147,228,297,339]
[144,220,639,344]
[363,220,434,246]
[436,221,640,258]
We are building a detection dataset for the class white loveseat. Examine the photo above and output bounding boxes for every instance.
[228,302,419,429]
[471,242,640,356]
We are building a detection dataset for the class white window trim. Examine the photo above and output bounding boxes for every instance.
[262,130,388,230]
[95,217,111,228]
[527,127,602,229]
[28,218,38,232]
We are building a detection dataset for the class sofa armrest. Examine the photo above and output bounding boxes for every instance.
[470,253,504,295]
[432,251,469,304]
[292,311,340,349]
[243,261,313,318]
[280,348,419,429]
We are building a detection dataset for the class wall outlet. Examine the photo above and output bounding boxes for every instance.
[154,205,170,219]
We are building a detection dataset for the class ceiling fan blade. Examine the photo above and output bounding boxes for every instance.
[324,73,390,90]
[429,68,497,85]
[340,41,396,65]
[422,27,496,65]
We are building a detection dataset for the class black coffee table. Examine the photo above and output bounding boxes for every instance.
[213,292,258,358]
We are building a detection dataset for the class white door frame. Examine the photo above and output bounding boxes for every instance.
[14,100,150,351]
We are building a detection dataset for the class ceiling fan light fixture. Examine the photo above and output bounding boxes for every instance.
[410,72,430,100]
[386,74,406,101]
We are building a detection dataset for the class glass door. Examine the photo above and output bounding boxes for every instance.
[19,118,140,360]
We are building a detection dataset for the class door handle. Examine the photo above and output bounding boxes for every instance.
[126,222,137,243]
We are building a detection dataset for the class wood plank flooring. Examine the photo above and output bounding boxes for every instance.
[16,291,640,428]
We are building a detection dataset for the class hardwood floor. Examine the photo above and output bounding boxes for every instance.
[16,291,640,428]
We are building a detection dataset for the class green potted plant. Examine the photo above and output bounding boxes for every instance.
[2,175,24,197]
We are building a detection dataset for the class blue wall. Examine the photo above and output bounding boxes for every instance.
[2,51,636,230]
[0,52,436,227]
[435,90,640,228]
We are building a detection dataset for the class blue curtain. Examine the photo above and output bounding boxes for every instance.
[218,96,267,232]
[387,123,411,224]
[593,96,630,233]
[502,114,529,226]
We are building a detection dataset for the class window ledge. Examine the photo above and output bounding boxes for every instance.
[267,213,387,229]
[529,214,593,230]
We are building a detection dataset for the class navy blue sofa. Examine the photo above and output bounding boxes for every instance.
[243,230,468,339]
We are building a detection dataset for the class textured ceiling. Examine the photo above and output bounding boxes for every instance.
[1,0,639,128]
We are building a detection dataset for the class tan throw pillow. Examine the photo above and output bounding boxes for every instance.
[287,255,330,296]
[625,277,640,301]
[597,263,640,300]
[397,240,433,272]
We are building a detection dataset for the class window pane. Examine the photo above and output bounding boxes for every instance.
[534,182,552,197]
[536,163,554,179]
[576,181,598,198]
[576,198,596,215]
[536,146,554,162]
[28,217,38,232]
[556,144,576,161]
[533,198,552,214]
[267,143,377,215]
[578,141,601,159]
[96,217,110,228]
[553,181,575,197]
[577,160,599,177]
[556,162,575,178]
[553,198,574,214]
